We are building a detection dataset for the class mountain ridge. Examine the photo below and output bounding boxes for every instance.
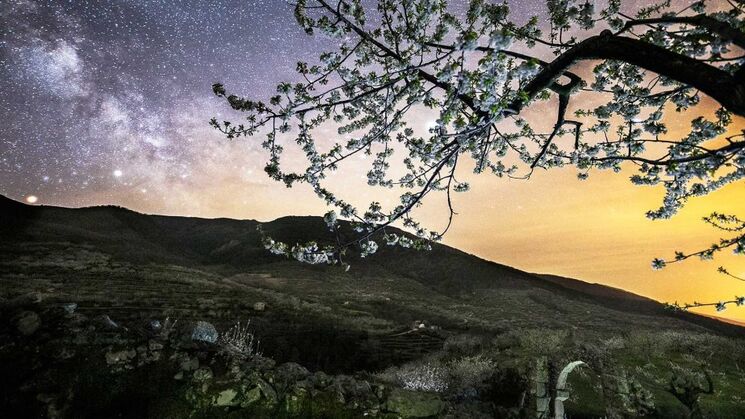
[1,193,743,338]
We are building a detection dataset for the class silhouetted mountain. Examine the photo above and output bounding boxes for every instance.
[1,194,741,340]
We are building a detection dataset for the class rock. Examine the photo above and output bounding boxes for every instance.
[215,389,238,406]
[257,378,278,404]
[62,303,77,315]
[310,371,332,388]
[253,302,266,311]
[180,356,199,371]
[148,340,164,351]
[105,349,136,365]
[333,374,372,400]
[374,384,386,400]
[250,355,276,371]
[285,386,309,415]
[276,362,310,384]
[243,386,262,406]
[55,347,75,360]
[385,388,445,418]
[191,321,218,343]
[239,377,278,410]
[16,311,41,335]
[193,367,213,382]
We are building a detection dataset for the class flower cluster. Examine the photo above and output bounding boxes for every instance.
[396,363,449,393]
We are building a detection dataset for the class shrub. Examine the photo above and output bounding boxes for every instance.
[443,334,486,356]
[448,355,497,391]
[602,336,626,351]
[517,329,568,354]
[218,320,261,360]
[395,362,449,393]
[152,316,178,340]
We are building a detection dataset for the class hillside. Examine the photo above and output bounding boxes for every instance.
[1,194,739,340]
[3,195,745,418]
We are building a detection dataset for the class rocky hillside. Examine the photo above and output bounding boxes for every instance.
[2,195,745,418]
[1,194,740,338]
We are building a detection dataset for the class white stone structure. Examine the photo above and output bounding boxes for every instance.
[554,360,587,419]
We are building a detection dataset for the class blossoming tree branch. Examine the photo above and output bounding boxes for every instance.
[212,0,745,310]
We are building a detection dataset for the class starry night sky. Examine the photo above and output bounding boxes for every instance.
[0,0,543,206]
[0,0,341,206]
[0,0,651,210]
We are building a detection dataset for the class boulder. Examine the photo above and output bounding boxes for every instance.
[332,374,373,401]
[276,362,310,384]
[180,356,199,371]
[105,349,136,365]
[16,311,41,335]
[62,303,77,315]
[257,378,278,405]
[214,388,238,407]
[191,321,218,343]
[238,377,278,410]
[243,386,262,406]
[285,386,309,415]
[310,370,333,388]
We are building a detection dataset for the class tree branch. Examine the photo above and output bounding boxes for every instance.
[617,14,745,51]
[509,30,745,118]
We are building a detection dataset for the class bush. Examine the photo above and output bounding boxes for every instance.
[376,355,499,395]
[218,320,261,360]
[443,334,486,357]
[448,355,497,391]
[602,336,626,351]
[378,362,449,393]
[516,329,569,354]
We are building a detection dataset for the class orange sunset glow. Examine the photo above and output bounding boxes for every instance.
[64,98,745,323]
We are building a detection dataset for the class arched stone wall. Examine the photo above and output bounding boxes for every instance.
[554,360,587,419]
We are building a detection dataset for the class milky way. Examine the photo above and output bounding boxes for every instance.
[0,0,674,214]
[0,0,556,210]
[1,0,335,206]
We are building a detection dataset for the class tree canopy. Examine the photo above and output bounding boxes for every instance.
[213,0,745,310]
